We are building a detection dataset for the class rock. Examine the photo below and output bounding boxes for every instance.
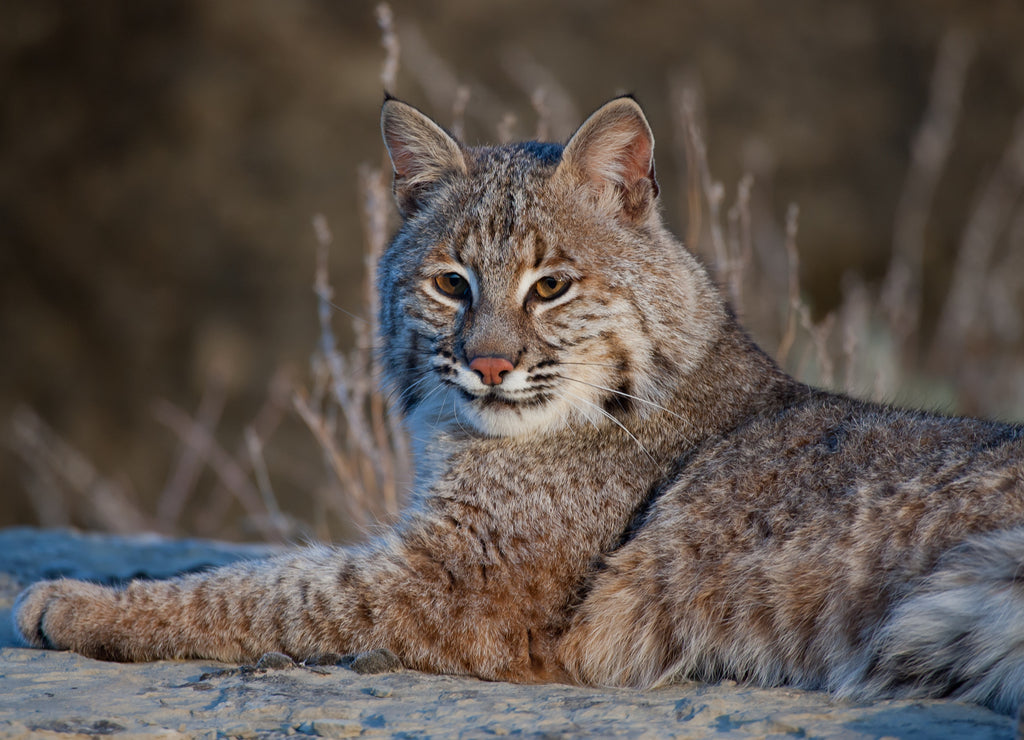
[300,719,363,738]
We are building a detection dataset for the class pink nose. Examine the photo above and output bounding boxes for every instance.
[469,356,514,386]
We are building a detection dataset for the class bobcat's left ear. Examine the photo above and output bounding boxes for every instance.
[381,97,467,217]
[557,96,659,223]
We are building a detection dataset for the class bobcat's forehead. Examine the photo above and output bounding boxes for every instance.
[435,144,570,274]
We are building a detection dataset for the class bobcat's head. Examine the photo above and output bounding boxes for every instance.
[377,96,720,438]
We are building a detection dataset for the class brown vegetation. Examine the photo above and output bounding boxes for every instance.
[4,1,1023,541]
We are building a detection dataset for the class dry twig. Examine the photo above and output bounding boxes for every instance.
[776,204,802,367]
[376,3,400,92]
[881,31,973,346]
[933,107,1024,363]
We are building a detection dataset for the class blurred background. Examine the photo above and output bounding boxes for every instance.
[2,0,1023,542]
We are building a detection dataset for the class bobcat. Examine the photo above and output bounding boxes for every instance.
[15,96,1024,714]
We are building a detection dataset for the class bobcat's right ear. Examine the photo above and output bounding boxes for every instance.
[381,98,467,217]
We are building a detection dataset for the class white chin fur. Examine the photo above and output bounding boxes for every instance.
[404,385,570,439]
[461,396,578,438]
[407,370,606,438]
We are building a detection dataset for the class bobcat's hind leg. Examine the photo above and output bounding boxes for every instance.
[558,547,680,689]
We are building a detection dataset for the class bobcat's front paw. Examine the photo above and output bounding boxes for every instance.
[13,579,114,653]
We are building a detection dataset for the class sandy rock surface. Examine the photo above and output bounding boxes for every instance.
[0,528,1016,739]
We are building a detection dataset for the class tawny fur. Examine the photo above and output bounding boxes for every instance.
[15,96,1024,714]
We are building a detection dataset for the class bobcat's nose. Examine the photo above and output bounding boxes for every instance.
[469,356,515,386]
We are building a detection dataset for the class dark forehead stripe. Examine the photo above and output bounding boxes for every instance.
[532,227,547,269]
[468,147,554,239]
[441,142,565,272]
[515,141,564,166]
[466,142,563,182]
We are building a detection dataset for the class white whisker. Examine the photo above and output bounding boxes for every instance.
[388,370,440,409]
[559,387,654,460]
[555,361,625,370]
[555,374,694,431]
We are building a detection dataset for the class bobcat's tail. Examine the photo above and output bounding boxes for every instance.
[839,527,1024,714]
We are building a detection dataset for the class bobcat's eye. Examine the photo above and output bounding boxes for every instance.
[434,272,471,299]
[534,276,571,300]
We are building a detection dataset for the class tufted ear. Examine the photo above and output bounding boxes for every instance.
[381,97,467,217]
[557,96,659,223]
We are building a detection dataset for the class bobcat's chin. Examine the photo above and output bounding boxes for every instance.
[460,394,576,438]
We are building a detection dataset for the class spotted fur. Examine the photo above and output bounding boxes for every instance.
[15,97,1024,713]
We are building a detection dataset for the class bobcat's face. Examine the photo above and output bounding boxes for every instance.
[378,98,718,439]
[395,163,644,437]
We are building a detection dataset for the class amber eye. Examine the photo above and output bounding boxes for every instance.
[434,272,470,299]
[534,276,570,300]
